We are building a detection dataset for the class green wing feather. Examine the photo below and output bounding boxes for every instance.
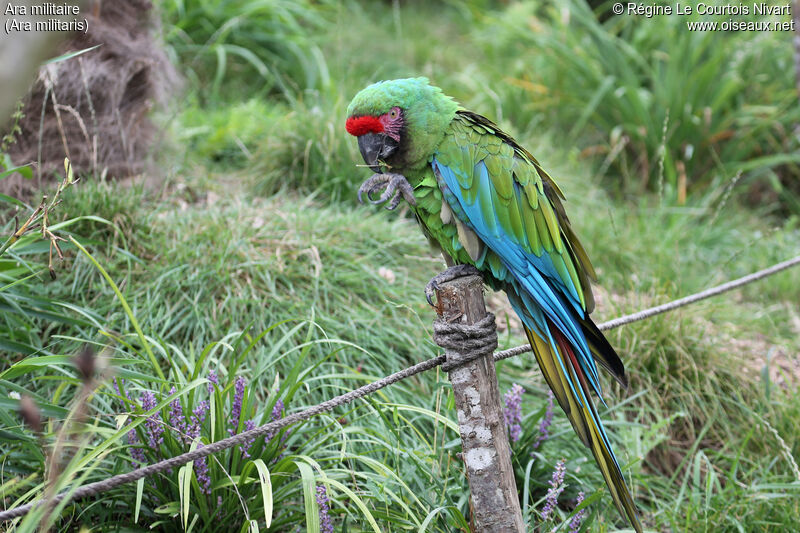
[448,111,591,311]
[436,111,627,388]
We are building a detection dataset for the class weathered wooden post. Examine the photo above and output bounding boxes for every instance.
[433,274,525,532]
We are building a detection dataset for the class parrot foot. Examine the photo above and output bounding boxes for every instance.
[425,264,483,306]
[357,173,417,210]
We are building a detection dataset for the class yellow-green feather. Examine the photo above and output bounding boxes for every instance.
[525,326,642,533]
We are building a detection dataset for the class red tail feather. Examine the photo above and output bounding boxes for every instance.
[551,324,591,394]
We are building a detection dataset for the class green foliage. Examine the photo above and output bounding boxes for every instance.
[1,101,26,155]
[162,0,332,102]
[4,169,800,531]
[176,95,362,198]
[0,169,98,361]
[1,239,472,530]
[0,185,471,531]
[3,0,800,531]
[250,96,362,199]
[96,329,313,532]
[178,98,282,167]
[483,0,800,207]
[170,1,495,199]
[505,389,618,531]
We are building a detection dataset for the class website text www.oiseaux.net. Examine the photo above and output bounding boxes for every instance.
[615,3,795,32]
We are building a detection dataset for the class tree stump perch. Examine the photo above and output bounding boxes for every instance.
[433,274,525,532]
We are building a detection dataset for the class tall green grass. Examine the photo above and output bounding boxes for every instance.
[6,165,799,530]
[1,235,472,531]
[483,0,800,207]
[162,0,332,103]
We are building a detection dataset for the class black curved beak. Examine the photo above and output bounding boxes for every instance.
[358,132,399,173]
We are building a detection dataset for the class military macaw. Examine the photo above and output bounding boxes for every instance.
[346,77,642,532]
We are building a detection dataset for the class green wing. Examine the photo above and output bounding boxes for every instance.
[435,110,597,313]
[433,111,626,387]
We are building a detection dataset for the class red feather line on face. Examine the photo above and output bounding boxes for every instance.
[345,115,384,136]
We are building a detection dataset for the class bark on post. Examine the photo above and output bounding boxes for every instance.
[434,275,525,532]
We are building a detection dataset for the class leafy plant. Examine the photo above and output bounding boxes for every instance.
[162,0,332,102]
[104,338,304,531]
[0,159,101,360]
[484,0,800,206]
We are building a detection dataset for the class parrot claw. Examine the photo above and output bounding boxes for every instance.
[425,264,483,306]
[357,173,417,210]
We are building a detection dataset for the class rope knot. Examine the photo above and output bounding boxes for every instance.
[433,312,498,372]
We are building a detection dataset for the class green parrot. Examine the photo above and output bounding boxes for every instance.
[346,77,642,532]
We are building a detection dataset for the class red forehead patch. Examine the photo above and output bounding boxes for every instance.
[345,115,384,136]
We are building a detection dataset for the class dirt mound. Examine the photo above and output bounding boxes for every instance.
[2,0,177,195]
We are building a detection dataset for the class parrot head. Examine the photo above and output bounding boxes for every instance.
[346,77,458,172]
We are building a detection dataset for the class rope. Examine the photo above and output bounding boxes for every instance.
[0,355,446,522]
[433,313,497,371]
[495,254,800,361]
[1,254,798,522]
[596,255,800,331]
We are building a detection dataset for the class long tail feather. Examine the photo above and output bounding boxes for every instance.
[579,315,628,389]
[524,322,642,532]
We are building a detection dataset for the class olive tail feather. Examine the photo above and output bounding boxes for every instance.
[524,322,642,532]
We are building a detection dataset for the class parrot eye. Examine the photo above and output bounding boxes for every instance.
[388,107,400,119]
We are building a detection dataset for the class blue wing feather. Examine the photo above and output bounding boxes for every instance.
[433,157,605,399]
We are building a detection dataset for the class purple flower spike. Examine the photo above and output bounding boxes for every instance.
[503,384,525,443]
[113,378,132,403]
[229,376,246,436]
[168,387,187,442]
[316,485,334,533]
[240,419,257,458]
[266,396,285,441]
[140,390,156,411]
[194,443,211,494]
[188,400,210,441]
[533,390,554,449]
[113,379,146,468]
[207,370,219,394]
[271,397,284,421]
[541,458,566,521]
[140,390,164,449]
[194,400,210,423]
[569,491,586,533]
[128,429,146,468]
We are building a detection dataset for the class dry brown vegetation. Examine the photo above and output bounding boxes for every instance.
[2,0,176,196]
